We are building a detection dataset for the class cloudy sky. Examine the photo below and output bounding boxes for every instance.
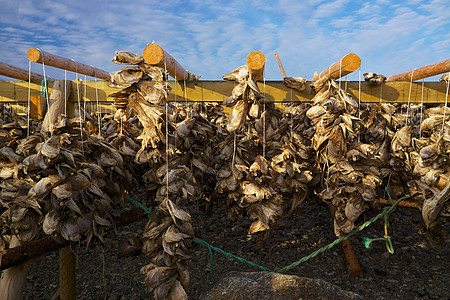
[0,0,448,81]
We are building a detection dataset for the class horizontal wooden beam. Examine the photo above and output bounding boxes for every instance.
[27,48,111,81]
[387,59,450,82]
[0,61,53,84]
[0,208,145,271]
[1,81,449,114]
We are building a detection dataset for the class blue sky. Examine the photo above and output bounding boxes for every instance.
[0,0,448,81]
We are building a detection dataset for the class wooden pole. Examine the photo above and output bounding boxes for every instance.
[386,59,450,82]
[58,246,76,300]
[142,43,196,81]
[0,208,145,271]
[0,237,30,300]
[247,51,265,81]
[328,205,362,276]
[273,51,287,79]
[312,53,361,89]
[0,61,51,84]
[27,48,111,81]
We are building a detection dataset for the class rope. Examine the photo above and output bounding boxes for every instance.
[37,48,53,136]
[419,79,424,138]
[73,60,84,154]
[406,69,416,125]
[126,196,152,218]
[92,67,101,135]
[441,73,450,137]
[84,75,87,119]
[27,60,31,136]
[64,70,67,116]
[263,68,266,157]
[127,186,409,276]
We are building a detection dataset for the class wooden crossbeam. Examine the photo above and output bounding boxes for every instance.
[1,81,449,114]
[27,48,111,81]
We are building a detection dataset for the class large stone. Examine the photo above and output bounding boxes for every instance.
[200,271,362,300]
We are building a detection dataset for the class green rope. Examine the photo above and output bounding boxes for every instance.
[126,196,152,218]
[40,78,52,97]
[127,188,409,276]
[193,238,275,272]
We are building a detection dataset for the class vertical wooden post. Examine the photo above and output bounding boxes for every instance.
[246,51,265,81]
[0,237,30,300]
[58,246,76,300]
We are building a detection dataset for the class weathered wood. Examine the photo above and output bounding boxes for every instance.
[142,43,196,81]
[27,48,111,81]
[341,239,363,277]
[1,81,449,108]
[312,53,361,89]
[378,198,421,210]
[0,208,145,271]
[247,51,265,81]
[0,237,30,300]
[58,246,76,300]
[41,80,71,132]
[387,59,450,82]
[0,61,51,84]
[328,205,362,276]
[274,51,287,79]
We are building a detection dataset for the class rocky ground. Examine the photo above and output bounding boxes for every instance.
[23,197,449,299]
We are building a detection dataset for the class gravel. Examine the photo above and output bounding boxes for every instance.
[23,198,449,299]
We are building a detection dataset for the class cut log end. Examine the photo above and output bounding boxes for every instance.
[27,48,42,63]
[247,51,266,81]
[143,44,165,66]
[247,51,266,71]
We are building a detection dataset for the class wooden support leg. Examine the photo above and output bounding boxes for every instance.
[58,246,76,300]
[328,205,363,276]
[341,239,363,276]
[0,237,30,300]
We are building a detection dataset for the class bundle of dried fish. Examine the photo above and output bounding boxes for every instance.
[222,65,263,132]
[0,115,135,249]
[307,80,387,236]
[363,72,386,85]
[214,99,315,239]
[409,104,450,249]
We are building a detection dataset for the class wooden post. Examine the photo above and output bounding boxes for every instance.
[0,61,51,84]
[142,43,196,81]
[386,59,450,82]
[273,51,287,79]
[0,237,30,300]
[247,51,265,81]
[312,53,361,89]
[57,246,76,300]
[27,48,111,81]
[328,205,362,276]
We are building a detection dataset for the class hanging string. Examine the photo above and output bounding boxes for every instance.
[92,67,101,136]
[379,82,383,104]
[27,60,31,136]
[83,74,87,119]
[357,66,362,142]
[64,70,67,116]
[290,86,293,143]
[164,59,169,200]
[184,80,188,116]
[441,73,450,137]
[419,79,425,138]
[338,58,343,89]
[73,59,84,154]
[38,48,53,136]
[263,68,266,157]
[406,69,416,126]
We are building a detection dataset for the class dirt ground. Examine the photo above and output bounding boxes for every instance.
[23,197,449,299]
